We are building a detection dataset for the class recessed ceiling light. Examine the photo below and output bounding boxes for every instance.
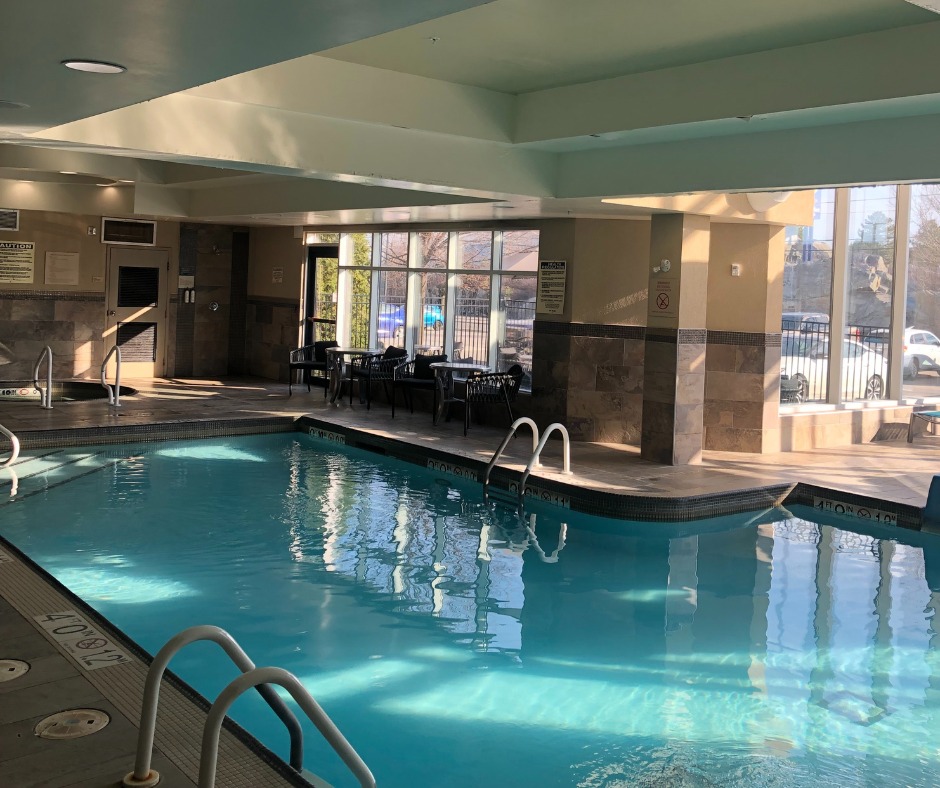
[61,59,126,74]
[118,179,134,184]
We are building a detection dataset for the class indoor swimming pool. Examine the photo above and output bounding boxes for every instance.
[2,432,939,787]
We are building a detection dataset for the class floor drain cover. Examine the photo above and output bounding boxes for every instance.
[35,709,110,739]
[0,659,30,682]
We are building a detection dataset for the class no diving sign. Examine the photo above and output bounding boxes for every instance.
[650,278,677,318]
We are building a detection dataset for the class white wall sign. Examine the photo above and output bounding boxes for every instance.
[178,275,195,289]
[0,241,34,283]
[44,251,80,286]
[536,260,566,315]
[272,267,284,284]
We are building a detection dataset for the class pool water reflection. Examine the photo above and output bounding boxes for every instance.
[2,434,939,787]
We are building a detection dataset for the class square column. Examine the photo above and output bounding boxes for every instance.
[642,214,709,465]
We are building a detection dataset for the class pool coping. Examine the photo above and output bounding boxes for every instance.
[0,531,317,788]
[10,412,925,530]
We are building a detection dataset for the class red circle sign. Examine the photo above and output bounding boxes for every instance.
[656,293,670,310]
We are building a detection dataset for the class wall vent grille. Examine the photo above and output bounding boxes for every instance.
[0,209,19,231]
[102,217,156,246]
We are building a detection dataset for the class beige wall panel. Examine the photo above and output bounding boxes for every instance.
[707,223,784,333]
[569,218,649,325]
[247,227,304,299]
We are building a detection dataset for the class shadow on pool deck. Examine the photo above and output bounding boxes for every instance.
[0,375,936,510]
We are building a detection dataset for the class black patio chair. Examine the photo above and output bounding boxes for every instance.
[464,364,524,436]
[288,340,338,397]
[350,346,409,409]
[392,353,447,417]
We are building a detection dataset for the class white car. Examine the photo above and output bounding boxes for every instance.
[781,333,886,402]
[903,328,940,378]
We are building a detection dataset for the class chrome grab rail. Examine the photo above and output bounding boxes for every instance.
[482,417,540,502]
[518,422,572,508]
[0,423,19,469]
[100,345,122,406]
[32,345,53,409]
[123,625,305,788]
[199,667,375,788]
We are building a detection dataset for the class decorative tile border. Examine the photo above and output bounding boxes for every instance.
[784,483,920,530]
[533,321,646,340]
[0,290,105,301]
[508,481,570,508]
[707,330,782,347]
[248,295,301,309]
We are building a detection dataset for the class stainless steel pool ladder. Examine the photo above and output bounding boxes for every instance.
[123,624,374,788]
[33,345,52,409]
[100,344,122,406]
[483,417,540,503]
[483,419,572,508]
[0,423,19,469]
[1,423,19,496]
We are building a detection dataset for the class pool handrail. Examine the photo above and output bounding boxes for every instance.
[0,423,19,469]
[33,345,53,409]
[199,667,375,788]
[483,416,540,502]
[518,422,572,508]
[100,344,122,406]
[123,625,304,788]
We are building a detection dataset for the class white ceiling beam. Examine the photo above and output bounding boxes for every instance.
[188,56,514,144]
[516,21,940,144]
[558,113,940,198]
[37,93,557,199]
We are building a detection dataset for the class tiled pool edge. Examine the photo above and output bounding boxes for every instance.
[9,412,924,528]
[296,416,925,528]
[0,533,314,788]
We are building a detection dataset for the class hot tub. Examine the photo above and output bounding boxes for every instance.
[0,381,137,402]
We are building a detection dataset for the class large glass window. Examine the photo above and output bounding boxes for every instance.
[845,185,896,402]
[905,185,940,400]
[781,190,835,403]
[334,228,538,390]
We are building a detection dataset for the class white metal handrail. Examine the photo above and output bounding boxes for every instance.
[101,344,122,406]
[518,422,572,507]
[0,423,19,469]
[200,667,375,788]
[33,345,53,409]
[123,625,305,788]
[483,416,540,502]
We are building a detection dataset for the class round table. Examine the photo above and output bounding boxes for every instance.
[429,361,490,426]
[325,347,384,404]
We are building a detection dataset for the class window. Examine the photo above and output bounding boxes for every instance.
[336,229,539,390]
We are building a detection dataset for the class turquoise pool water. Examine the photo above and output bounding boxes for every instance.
[3,433,940,787]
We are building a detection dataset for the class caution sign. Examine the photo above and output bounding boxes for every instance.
[536,260,567,315]
[0,241,35,283]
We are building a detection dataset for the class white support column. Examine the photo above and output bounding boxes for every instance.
[368,234,381,348]
[444,232,458,360]
[406,233,420,355]
[828,188,850,404]
[891,184,912,401]
[488,231,503,369]
[336,235,352,346]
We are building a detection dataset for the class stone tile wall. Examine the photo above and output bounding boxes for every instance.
[704,331,781,453]
[246,297,300,382]
[531,321,645,442]
[0,292,105,381]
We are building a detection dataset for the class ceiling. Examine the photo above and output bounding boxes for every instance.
[2,0,940,227]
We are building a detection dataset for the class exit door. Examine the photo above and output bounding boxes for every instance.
[105,247,169,378]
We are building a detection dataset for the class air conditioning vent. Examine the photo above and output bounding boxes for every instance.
[101,217,156,246]
[0,209,19,231]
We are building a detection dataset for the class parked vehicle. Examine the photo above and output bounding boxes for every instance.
[903,328,940,378]
[782,311,830,332]
[780,332,886,402]
[376,304,445,340]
